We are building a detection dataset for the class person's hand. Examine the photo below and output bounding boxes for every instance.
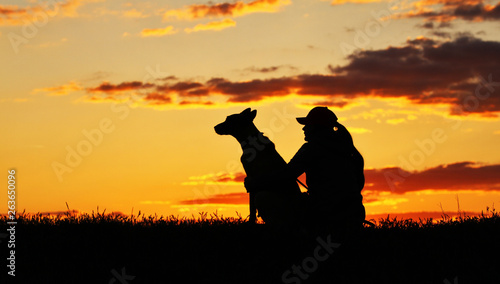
[244,176,257,193]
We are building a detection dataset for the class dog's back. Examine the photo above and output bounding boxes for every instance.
[240,132,300,194]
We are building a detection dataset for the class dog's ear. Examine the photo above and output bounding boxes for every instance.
[241,108,257,121]
[241,108,251,115]
[249,109,257,121]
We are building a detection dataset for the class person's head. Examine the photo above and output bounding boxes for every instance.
[296,106,338,141]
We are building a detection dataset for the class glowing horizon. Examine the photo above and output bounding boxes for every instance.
[1,0,499,220]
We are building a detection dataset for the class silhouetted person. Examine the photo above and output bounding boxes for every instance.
[294,107,365,232]
[246,107,365,233]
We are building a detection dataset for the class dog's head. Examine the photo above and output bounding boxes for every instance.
[214,108,257,136]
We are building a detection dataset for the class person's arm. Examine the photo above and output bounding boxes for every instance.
[286,143,310,180]
[244,143,310,192]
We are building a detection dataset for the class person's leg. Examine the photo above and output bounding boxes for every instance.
[255,191,301,227]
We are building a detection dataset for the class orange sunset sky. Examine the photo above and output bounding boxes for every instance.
[1,0,499,221]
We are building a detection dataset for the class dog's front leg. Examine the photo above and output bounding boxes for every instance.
[249,191,257,223]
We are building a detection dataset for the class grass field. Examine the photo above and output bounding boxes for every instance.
[1,208,499,284]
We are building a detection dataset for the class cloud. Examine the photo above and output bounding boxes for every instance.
[366,161,500,193]
[163,0,291,21]
[363,197,409,206]
[0,0,95,26]
[87,81,155,93]
[301,99,350,108]
[182,172,246,186]
[179,192,249,205]
[80,36,500,115]
[386,118,407,125]
[331,0,500,24]
[142,93,173,105]
[243,65,298,73]
[141,26,178,37]
[392,0,500,23]
[32,81,82,96]
[331,35,500,116]
[348,127,373,134]
[330,0,385,4]
[0,5,29,26]
[185,18,236,33]
[121,8,149,18]
[83,71,112,82]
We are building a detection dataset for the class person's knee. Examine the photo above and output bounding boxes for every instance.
[256,191,298,225]
[255,191,275,208]
[255,191,277,220]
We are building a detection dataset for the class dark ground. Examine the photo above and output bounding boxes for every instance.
[1,213,499,284]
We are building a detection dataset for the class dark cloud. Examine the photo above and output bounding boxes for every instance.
[0,4,29,25]
[179,100,214,106]
[212,172,246,183]
[430,31,452,38]
[210,77,296,102]
[157,75,178,81]
[438,21,453,28]
[190,2,243,18]
[0,2,86,26]
[0,6,27,16]
[83,71,113,83]
[394,0,500,23]
[143,93,173,105]
[87,81,155,93]
[246,66,281,73]
[164,0,290,20]
[243,65,298,73]
[419,22,435,29]
[366,161,500,193]
[85,36,500,116]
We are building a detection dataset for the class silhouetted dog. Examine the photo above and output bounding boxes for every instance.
[214,108,300,223]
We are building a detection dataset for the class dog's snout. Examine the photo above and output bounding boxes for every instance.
[214,123,224,135]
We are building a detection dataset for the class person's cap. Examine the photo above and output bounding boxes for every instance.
[296,106,338,126]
